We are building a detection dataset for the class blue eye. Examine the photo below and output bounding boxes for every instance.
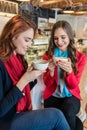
[25,38,34,45]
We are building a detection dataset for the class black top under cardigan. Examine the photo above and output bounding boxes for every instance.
[0,61,36,130]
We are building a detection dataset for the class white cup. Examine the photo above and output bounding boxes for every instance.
[33,59,49,71]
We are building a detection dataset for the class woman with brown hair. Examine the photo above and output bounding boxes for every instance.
[43,20,87,130]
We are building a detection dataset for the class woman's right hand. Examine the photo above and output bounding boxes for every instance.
[16,66,45,91]
[48,59,55,77]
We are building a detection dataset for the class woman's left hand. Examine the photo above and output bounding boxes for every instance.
[58,58,73,74]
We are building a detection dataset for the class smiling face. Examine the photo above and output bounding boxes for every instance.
[12,28,34,55]
[54,27,70,52]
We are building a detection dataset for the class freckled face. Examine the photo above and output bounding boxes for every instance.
[54,28,70,52]
[12,28,34,55]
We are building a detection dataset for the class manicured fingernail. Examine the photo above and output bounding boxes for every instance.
[56,61,58,64]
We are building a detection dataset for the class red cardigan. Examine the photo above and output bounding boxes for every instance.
[43,51,87,100]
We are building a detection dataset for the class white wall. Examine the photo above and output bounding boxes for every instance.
[0,13,16,33]
[56,14,87,39]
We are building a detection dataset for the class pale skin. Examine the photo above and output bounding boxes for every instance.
[48,27,73,76]
[12,28,44,91]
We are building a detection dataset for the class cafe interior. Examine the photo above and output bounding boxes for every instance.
[0,0,87,129]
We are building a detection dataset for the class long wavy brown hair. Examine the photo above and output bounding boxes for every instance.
[46,20,78,74]
[0,14,37,69]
